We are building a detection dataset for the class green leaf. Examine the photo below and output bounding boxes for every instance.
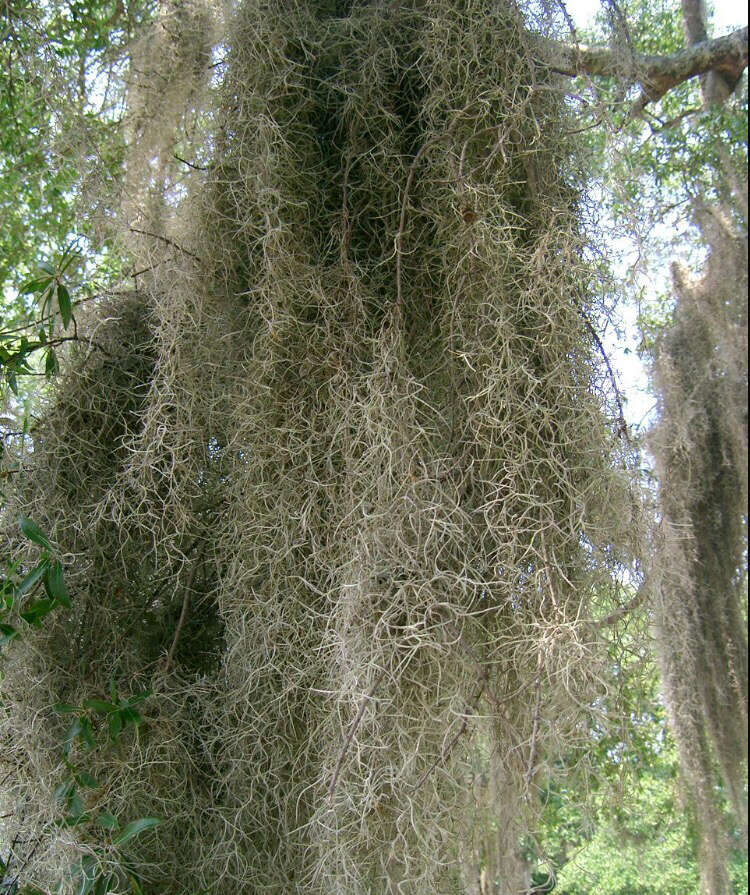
[72,855,98,895]
[45,346,59,378]
[94,874,116,895]
[15,560,49,598]
[18,516,53,550]
[63,718,83,756]
[84,698,118,714]
[95,810,120,831]
[57,282,73,328]
[38,261,56,276]
[112,816,161,847]
[1,577,15,607]
[120,707,142,727]
[59,242,80,273]
[123,690,151,708]
[108,711,122,742]
[77,771,99,788]
[54,702,80,714]
[61,810,90,828]
[19,276,53,295]
[7,371,18,395]
[46,559,71,608]
[0,622,18,646]
[79,716,96,750]
[20,596,56,626]
[55,779,75,804]
[69,789,84,817]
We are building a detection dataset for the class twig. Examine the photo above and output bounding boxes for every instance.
[579,308,630,442]
[411,668,488,792]
[46,334,116,359]
[524,673,543,791]
[0,293,102,339]
[394,130,457,311]
[173,153,209,171]
[10,827,45,891]
[128,227,204,264]
[595,585,647,629]
[328,670,385,800]
[164,561,200,672]
[130,261,163,279]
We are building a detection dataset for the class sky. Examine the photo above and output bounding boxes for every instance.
[564,0,748,31]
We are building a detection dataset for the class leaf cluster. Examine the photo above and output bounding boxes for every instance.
[0,518,161,895]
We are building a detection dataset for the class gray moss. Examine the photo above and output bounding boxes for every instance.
[1,2,642,892]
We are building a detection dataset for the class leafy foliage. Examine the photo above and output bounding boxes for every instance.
[0,0,157,416]
[534,654,748,894]
[0,0,158,274]
[0,520,161,894]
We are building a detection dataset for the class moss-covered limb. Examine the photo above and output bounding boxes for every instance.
[643,6,748,891]
[651,203,748,895]
[545,25,748,109]
[1,1,642,891]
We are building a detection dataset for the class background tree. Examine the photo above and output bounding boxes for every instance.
[558,1,748,890]
[650,4,747,892]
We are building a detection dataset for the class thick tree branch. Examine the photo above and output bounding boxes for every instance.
[680,0,740,104]
[546,25,748,110]
[680,0,708,47]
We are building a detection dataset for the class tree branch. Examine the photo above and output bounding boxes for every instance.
[546,26,748,110]
[680,0,708,47]
[680,0,740,104]
[128,226,204,264]
[594,585,648,630]
[328,669,385,801]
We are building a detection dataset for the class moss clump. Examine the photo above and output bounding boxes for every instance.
[1,2,639,892]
